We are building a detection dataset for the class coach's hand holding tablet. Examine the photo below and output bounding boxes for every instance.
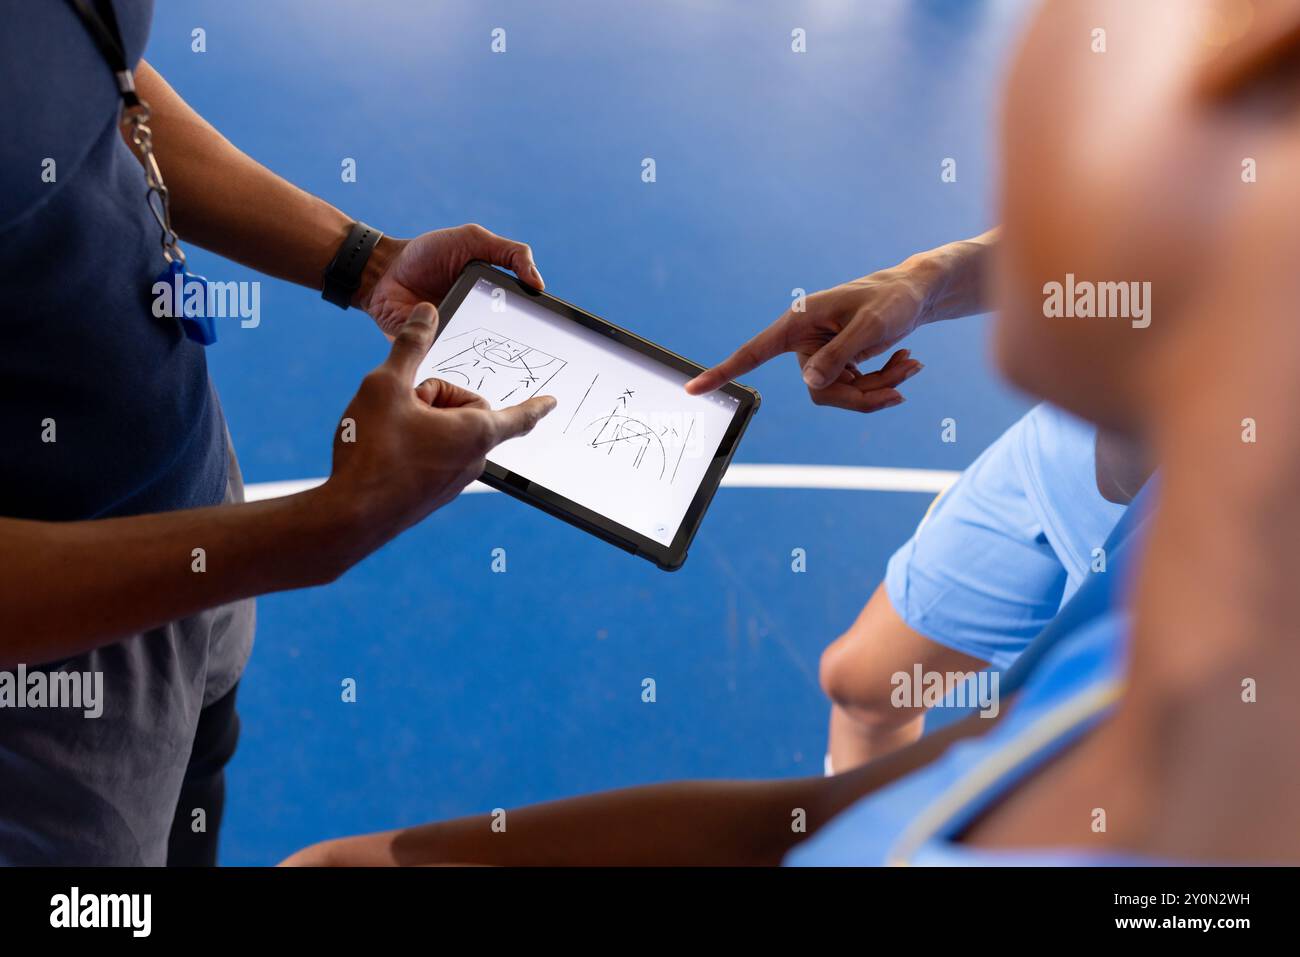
[326,303,557,545]
[408,263,760,569]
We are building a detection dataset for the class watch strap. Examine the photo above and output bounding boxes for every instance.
[322,222,382,309]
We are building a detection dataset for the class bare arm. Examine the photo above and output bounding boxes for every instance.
[0,488,352,669]
[906,227,1000,324]
[685,228,999,405]
[0,307,555,670]
[129,62,545,335]
[281,706,1000,866]
[129,61,394,303]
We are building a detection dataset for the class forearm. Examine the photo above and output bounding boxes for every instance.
[315,778,818,867]
[130,61,396,303]
[0,485,363,668]
[903,227,1000,324]
[292,710,995,866]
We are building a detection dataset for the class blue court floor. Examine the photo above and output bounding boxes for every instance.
[145,0,1034,864]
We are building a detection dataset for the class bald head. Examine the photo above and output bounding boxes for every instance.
[993,0,1300,435]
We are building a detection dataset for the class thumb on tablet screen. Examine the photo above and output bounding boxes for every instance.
[385,303,440,381]
[489,395,558,443]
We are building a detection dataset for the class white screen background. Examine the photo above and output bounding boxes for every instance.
[413,278,741,546]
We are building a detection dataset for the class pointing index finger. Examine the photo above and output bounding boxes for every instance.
[684,313,790,395]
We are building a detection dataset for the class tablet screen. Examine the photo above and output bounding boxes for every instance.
[414,276,742,546]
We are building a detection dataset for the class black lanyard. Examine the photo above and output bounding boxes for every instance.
[66,0,142,109]
[64,0,216,343]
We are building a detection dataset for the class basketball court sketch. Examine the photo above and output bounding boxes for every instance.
[576,378,695,483]
[427,327,566,403]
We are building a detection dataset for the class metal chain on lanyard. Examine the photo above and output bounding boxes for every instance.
[121,96,186,266]
[65,1,186,265]
[66,0,215,343]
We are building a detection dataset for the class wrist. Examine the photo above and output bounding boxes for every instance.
[900,231,998,325]
[352,235,404,312]
[895,253,950,325]
[293,481,377,584]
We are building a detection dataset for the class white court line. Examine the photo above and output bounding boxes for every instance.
[243,464,960,502]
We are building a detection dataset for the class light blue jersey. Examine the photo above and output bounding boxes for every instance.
[790,611,1124,865]
[885,403,1125,669]
[791,487,1155,867]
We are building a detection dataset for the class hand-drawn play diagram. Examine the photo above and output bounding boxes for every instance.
[421,280,739,546]
[562,374,696,484]
[426,327,566,403]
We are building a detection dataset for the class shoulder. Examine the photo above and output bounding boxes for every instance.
[0,1,154,229]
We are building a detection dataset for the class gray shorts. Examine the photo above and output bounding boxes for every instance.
[0,439,256,865]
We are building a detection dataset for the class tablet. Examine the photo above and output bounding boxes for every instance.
[413,262,760,570]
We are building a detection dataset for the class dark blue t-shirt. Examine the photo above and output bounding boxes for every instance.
[0,1,253,866]
[0,0,227,520]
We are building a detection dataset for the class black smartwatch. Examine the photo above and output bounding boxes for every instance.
[321,221,383,309]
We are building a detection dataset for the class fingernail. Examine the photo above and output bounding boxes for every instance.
[803,368,826,389]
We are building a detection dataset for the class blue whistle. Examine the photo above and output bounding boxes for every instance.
[154,260,218,346]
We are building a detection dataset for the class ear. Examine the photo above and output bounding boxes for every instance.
[1195,0,1300,99]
